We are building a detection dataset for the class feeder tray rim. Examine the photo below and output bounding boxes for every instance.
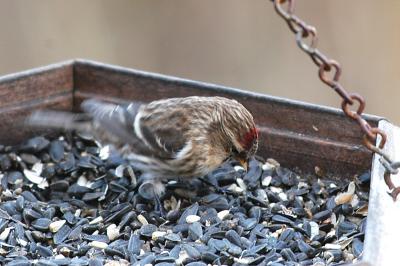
[1,58,385,123]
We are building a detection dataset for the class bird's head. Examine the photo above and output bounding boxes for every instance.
[219,100,259,171]
[231,126,259,171]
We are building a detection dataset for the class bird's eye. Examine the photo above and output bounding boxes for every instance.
[231,147,239,155]
[223,156,231,163]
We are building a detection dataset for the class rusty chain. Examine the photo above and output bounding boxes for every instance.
[271,0,400,200]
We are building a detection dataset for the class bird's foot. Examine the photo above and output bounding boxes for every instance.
[138,180,167,218]
[154,193,167,218]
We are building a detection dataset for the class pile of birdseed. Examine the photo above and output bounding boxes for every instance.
[0,133,369,266]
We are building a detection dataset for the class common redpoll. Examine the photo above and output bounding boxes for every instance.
[28,96,259,198]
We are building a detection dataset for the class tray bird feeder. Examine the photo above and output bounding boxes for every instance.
[0,59,397,265]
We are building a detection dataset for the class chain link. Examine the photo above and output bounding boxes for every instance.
[271,0,400,200]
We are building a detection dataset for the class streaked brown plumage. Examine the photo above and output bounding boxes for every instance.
[28,96,259,196]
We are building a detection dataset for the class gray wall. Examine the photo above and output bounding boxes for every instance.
[1,0,399,123]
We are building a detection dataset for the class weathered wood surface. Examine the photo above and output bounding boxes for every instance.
[0,95,72,145]
[0,61,73,109]
[363,120,400,266]
[74,59,380,178]
[0,61,74,144]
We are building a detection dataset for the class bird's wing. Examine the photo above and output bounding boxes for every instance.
[135,104,190,160]
[82,99,186,160]
[27,110,93,132]
[81,99,143,145]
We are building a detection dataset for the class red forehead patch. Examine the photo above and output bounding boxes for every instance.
[240,127,259,150]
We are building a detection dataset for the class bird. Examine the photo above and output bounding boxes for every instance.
[27,96,259,204]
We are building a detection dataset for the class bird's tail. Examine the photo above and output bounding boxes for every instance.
[26,110,93,132]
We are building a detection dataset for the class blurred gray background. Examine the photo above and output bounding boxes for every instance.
[1,1,399,123]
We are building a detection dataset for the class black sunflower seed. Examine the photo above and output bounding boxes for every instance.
[37,244,53,257]
[32,218,51,231]
[177,203,199,224]
[0,132,370,265]
[53,224,72,244]
[312,210,332,222]
[22,137,50,153]
[139,224,157,237]
[188,222,203,241]
[83,234,109,243]
[49,140,65,162]
[128,234,143,255]
[225,230,242,247]
[352,238,364,258]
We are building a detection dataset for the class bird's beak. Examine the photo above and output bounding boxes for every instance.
[238,158,248,172]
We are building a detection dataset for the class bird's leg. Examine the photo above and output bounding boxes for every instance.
[154,192,167,218]
[138,179,167,217]
[150,180,167,218]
